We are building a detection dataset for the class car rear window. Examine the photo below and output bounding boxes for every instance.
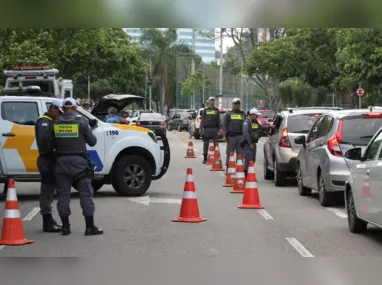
[140,113,163,120]
[341,116,382,144]
[287,113,322,133]
[258,112,275,118]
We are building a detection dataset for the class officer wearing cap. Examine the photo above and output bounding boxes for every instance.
[241,108,273,177]
[35,99,63,233]
[53,98,103,236]
[221,98,246,171]
[200,97,220,164]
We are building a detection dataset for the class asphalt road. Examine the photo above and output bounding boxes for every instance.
[0,130,382,259]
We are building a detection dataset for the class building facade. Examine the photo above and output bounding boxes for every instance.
[123,28,216,63]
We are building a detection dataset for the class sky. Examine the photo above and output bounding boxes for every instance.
[214,28,235,52]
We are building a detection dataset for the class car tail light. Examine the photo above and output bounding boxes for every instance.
[328,120,343,157]
[363,113,382,117]
[160,121,165,126]
[183,118,188,121]
[136,121,141,126]
[279,128,291,148]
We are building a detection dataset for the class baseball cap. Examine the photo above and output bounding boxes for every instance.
[51,99,63,112]
[208,96,215,101]
[232,98,241,104]
[249,108,260,115]
[62,98,77,108]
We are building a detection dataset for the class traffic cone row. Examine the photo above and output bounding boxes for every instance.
[207,141,215,165]
[223,152,236,187]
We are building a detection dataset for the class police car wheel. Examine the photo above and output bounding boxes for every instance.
[112,155,152,196]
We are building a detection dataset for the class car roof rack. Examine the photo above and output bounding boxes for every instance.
[284,106,343,113]
[0,86,57,98]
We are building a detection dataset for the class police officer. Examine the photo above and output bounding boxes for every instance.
[221,98,246,172]
[200,97,220,164]
[53,98,103,236]
[241,108,273,177]
[35,99,63,233]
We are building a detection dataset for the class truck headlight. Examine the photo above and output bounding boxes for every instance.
[148,131,157,143]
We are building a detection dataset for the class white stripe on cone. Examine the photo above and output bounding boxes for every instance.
[186,175,194,182]
[228,168,236,174]
[237,160,243,166]
[248,166,255,174]
[183,191,197,199]
[4,209,21,219]
[245,181,258,188]
[235,172,245,178]
[6,188,17,201]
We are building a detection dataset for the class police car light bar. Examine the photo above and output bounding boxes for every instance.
[4,68,59,77]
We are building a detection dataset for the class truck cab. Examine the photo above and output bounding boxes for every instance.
[0,89,170,196]
[3,66,73,99]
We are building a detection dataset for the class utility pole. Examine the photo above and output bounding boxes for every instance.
[87,75,90,105]
[191,28,196,109]
[202,62,205,104]
[176,55,179,109]
[144,66,148,110]
[148,59,152,111]
[240,59,244,107]
[218,28,225,109]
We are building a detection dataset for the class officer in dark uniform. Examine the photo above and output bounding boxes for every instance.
[53,98,103,236]
[35,99,63,233]
[200,97,220,164]
[241,108,273,177]
[221,98,246,172]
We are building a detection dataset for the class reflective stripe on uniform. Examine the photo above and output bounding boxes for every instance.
[251,123,259,129]
[4,209,21,219]
[231,114,243,120]
[206,110,217,115]
[38,115,52,121]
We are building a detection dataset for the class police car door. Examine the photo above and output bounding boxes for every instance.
[0,98,42,174]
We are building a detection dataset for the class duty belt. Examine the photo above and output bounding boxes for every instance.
[57,153,86,157]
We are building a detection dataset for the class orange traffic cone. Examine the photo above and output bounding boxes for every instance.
[207,140,215,165]
[184,140,196,158]
[223,152,236,187]
[238,161,264,209]
[0,180,33,246]
[210,144,224,171]
[173,168,207,223]
[230,154,246,193]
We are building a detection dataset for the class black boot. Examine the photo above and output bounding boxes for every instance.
[43,214,62,233]
[84,216,103,236]
[202,154,207,164]
[60,216,71,236]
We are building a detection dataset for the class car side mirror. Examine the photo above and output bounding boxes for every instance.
[89,119,98,128]
[345,147,362,161]
[294,135,306,146]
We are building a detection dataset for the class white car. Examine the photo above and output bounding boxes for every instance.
[0,91,170,196]
[344,125,382,233]
[129,110,155,125]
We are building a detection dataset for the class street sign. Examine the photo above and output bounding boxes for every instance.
[356,87,366,97]
[257,99,265,107]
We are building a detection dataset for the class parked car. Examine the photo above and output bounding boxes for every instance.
[263,107,342,187]
[294,108,382,206]
[165,109,196,125]
[344,127,382,234]
[188,108,204,139]
[136,113,166,136]
[257,110,275,126]
[129,110,154,125]
[167,112,191,131]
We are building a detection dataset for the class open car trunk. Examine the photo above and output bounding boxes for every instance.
[91,94,146,121]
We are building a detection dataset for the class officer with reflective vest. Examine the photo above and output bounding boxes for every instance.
[52,98,103,236]
[221,98,246,171]
[241,108,273,177]
[35,99,63,233]
[200,97,220,164]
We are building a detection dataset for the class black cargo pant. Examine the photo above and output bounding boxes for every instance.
[226,134,242,166]
[55,155,95,217]
[37,156,56,216]
[203,127,219,155]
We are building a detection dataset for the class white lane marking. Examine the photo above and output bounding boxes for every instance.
[0,246,4,252]
[218,171,225,177]
[23,207,40,221]
[285,237,314,258]
[258,209,274,220]
[326,207,348,219]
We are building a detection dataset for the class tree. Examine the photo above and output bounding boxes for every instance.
[140,28,195,114]
[181,68,212,98]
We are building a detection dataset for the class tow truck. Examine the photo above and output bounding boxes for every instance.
[3,66,73,99]
[0,87,170,196]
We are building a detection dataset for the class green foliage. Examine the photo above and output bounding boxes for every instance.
[181,69,212,96]
[0,28,146,101]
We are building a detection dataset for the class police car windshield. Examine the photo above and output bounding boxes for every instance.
[287,113,322,133]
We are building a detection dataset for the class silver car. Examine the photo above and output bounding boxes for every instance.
[295,108,382,207]
[263,107,341,187]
